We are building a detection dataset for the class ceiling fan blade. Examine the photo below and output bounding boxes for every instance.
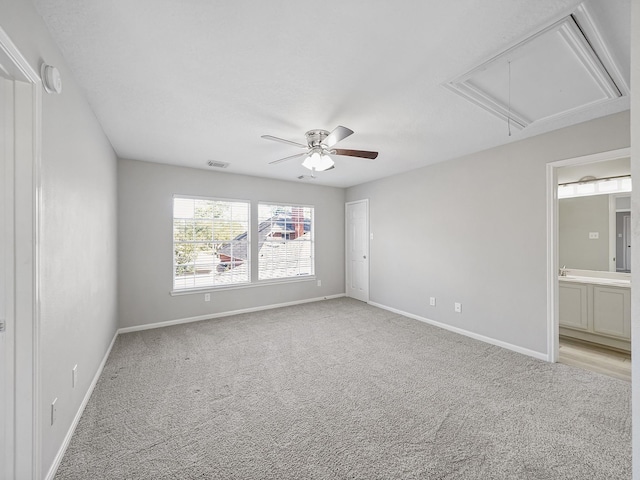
[268,152,307,165]
[331,149,378,159]
[324,126,354,147]
[261,135,307,148]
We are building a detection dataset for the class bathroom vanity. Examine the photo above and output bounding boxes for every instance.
[559,269,631,351]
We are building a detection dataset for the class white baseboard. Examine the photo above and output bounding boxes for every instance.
[368,301,549,362]
[118,293,346,334]
[44,330,119,480]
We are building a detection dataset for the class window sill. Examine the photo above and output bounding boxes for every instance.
[170,275,316,296]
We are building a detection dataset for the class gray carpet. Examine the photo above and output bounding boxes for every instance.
[55,298,631,479]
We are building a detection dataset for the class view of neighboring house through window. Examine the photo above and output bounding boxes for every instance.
[258,203,314,280]
[173,196,250,290]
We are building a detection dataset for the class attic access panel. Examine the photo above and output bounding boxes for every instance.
[445,8,625,130]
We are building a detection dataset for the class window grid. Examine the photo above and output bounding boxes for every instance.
[258,203,314,280]
[173,197,250,290]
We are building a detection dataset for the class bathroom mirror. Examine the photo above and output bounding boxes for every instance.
[558,157,631,273]
[559,193,631,272]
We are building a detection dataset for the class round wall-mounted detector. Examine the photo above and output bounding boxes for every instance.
[41,64,62,94]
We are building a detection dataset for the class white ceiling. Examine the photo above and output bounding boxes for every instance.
[32,0,630,188]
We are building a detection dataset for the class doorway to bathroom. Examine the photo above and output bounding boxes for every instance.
[547,147,631,381]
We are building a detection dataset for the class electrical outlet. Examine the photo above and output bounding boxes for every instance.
[454,302,462,313]
[429,297,436,306]
[589,232,599,239]
[204,293,211,302]
[317,280,322,287]
[51,398,57,425]
[72,365,78,388]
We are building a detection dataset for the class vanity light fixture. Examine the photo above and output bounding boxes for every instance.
[558,174,631,198]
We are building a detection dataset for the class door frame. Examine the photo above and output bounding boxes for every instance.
[546,147,631,363]
[0,26,42,479]
[345,199,370,302]
[609,193,631,272]
[623,214,631,271]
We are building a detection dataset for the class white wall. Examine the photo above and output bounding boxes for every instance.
[0,1,118,477]
[346,111,630,356]
[630,0,639,477]
[117,159,345,329]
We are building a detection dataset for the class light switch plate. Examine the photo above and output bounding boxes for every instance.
[429,297,436,306]
[454,302,462,313]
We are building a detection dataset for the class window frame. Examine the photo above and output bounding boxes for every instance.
[257,202,315,282]
[172,194,251,292]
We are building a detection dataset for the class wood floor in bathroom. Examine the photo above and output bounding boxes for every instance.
[559,336,631,382]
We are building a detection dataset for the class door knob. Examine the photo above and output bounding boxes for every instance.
[363,255,366,259]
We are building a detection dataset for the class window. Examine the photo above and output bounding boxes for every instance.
[173,196,250,290]
[258,204,314,280]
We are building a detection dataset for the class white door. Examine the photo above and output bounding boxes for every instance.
[623,214,631,271]
[0,30,39,479]
[346,200,369,302]
[0,70,14,480]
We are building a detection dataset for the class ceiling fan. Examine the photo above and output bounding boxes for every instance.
[261,126,378,174]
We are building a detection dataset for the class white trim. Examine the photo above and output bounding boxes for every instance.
[345,199,370,303]
[444,5,625,131]
[0,25,42,480]
[173,193,251,204]
[549,147,630,168]
[546,147,631,366]
[0,73,16,480]
[369,301,548,361]
[119,294,346,334]
[171,275,316,296]
[43,331,118,480]
[257,200,315,209]
[572,4,630,95]
[256,202,315,282]
[610,195,618,272]
[173,196,252,291]
[610,193,632,273]
[32,61,43,480]
[546,163,558,363]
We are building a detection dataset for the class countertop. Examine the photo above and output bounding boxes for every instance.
[559,275,631,288]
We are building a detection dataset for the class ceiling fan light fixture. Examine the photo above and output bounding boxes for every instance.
[302,150,334,172]
[262,125,377,170]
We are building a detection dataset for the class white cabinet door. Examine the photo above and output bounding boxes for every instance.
[559,283,589,331]
[593,285,631,339]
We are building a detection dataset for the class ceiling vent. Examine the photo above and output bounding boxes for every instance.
[444,4,628,131]
[207,160,230,169]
